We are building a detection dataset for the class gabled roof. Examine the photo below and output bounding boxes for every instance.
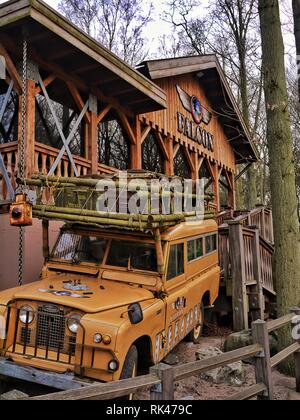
[138,55,259,164]
[0,0,167,114]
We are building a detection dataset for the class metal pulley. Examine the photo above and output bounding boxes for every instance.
[10,193,32,227]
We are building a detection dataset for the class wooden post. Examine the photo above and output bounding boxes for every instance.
[165,135,174,176]
[252,319,274,400]
[42,219,49,261]
[130,116,141,170]
[150,363,174,400]
[291,307,300,393]
[228,221,249,331]
[88,112,98,174]
[18,79,36,177]
[251,228,265,321]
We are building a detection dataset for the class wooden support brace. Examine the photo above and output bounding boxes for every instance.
[35,74,56,95]
[0,43,22,95]
[117,111,136,145]
[66,81,91,124]
[96,105,112,125]
[155,131,170,161]
[140,125,151,144]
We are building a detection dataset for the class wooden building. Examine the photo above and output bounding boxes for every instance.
[0,0,258,289]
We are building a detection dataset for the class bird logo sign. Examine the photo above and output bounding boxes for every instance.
[176,85,212,126]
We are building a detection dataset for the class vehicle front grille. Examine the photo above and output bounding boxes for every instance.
[17,303,77,358]
[36,305,66,351]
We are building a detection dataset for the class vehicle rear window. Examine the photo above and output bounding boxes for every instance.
[205,234,217,254]
[187,237,204,262]
[167,244,184,280]
[106,241,157,272]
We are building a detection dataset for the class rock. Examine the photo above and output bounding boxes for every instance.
[287,391,300,401]
[0,390,29,400]
[163,353,180,366]
[224,330,278,356]
[196,347,246,386]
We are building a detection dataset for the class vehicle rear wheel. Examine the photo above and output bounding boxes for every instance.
[120,345,138,400]
[186,303,204,344]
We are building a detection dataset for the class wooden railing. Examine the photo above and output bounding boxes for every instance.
[0,142,18,203]
[26,310,300,401]
[217,206,274,244]
[219,224,275,295]
[34,142,91,177]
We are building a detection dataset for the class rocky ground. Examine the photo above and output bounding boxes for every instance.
[135,335,299,401]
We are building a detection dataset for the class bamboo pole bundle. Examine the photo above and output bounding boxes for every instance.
[17,176,214,201]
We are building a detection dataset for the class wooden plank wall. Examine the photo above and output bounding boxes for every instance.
[140,73,236,174]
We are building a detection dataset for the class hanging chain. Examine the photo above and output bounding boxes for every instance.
[18,38,28,287]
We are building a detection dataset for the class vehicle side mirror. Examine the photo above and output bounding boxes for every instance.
[128,303,143,325]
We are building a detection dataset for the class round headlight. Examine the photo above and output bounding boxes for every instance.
[19,306,34,324]
[94,333,102,343]
[108,360,119,372]
[67,314,82,334]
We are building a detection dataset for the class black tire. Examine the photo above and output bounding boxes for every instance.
[186,303,204,344]
[120,345,138,400]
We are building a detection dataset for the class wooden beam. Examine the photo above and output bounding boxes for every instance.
[252,320,274,400]
[18,80,36,177]
[88,111,98,174]
[131,116,142,169]
[0,43,22,95]
[183,148,196,175]
[155,131,170,161]
[166,136,174,176]
[72,63,101,75]
[117,111,136,145]
[47,47,75,61]
[96,105,112,125]
[173,143,180,158]
[140,125,151,145]
[35,74,56,95]
[228,221,249,331]
[197,156,204,172]
[66,81,91,124]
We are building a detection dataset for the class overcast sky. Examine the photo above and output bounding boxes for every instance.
[0,0,296,61]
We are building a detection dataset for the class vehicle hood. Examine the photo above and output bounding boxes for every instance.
[3,276,155,314]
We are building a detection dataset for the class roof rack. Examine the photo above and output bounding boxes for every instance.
[17,172,216,233]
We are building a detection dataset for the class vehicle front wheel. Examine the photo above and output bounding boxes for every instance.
[120,345,138,400]
[186,303,204,344]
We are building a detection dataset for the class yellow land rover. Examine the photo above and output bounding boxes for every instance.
[0,175,220,390]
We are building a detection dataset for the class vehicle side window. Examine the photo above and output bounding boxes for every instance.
[167,244,184,280]
[205,234,217,254]
[187,237,203,262]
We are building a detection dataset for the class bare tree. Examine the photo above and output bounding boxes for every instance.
[58,0,153,65]
[164,0,262,209]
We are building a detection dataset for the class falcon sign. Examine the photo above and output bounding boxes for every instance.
[176,85,214,152]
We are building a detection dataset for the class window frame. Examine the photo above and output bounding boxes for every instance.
[166,242,185,281]
[187,232,218,264]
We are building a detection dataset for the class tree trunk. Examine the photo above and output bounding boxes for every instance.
[259,0,300,373]
[293,0,300,101]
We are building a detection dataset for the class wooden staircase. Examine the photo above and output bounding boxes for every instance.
[216,207,276,331]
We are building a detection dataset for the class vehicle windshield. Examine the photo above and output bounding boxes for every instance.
[51,232,108,264]
[51,232,158,272]
[106,240,157,272]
